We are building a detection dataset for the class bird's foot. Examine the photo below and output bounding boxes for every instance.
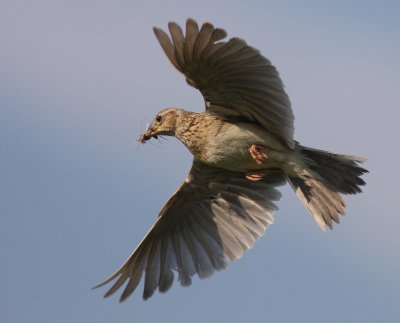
[249,144,270,165]
[245,170,269,182]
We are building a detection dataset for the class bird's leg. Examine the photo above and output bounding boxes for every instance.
[245,170,269,182]
[246,144,271,181]
[249,144,270,165]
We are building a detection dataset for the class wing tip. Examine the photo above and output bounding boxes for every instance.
[152,26,164,37]
[186,17,198,26]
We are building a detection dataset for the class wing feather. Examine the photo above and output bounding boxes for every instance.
[94,160,285,300]
[152,27,180,71]
[153,19,295,147]
[158,236,174,293]
[184,18,199,64]
[168,22,185,67]
[143,241,161,299]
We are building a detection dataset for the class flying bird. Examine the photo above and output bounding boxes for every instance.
[94,18,367,301]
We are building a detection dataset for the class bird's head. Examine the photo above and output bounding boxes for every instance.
[139,108,181,143]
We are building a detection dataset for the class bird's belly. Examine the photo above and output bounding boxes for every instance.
[201,123,286,172]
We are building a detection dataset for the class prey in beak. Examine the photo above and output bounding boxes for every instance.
[139,130,158,143]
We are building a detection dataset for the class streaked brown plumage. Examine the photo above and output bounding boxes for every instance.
[95,18,367,301]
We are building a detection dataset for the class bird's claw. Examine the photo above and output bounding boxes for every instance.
[245,170,269,182]
[249,144,270,165]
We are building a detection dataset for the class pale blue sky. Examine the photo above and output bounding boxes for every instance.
[1,1,399,322]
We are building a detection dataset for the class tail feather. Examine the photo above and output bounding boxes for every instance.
[300,146,367,194]
[288,145,368,230]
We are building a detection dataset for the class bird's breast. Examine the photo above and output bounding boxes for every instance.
[182,121,288,172]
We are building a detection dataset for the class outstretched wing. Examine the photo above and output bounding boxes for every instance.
[153,18,295,148]
[94,160,285,301]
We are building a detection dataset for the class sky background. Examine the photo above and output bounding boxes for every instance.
[1,0,399,322]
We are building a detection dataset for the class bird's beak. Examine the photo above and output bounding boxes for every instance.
[139,128,158,143]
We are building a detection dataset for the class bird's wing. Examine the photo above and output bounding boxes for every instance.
[94,160,285,301]
[153,18,295,148]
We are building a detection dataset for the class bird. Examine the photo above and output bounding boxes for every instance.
[94,18,367,302]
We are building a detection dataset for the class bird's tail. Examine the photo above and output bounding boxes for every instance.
[287,145,368,230]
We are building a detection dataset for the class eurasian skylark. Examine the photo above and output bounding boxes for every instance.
[95,18,367,301]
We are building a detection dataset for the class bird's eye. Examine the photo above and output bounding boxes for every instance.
[155,115,162,122]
